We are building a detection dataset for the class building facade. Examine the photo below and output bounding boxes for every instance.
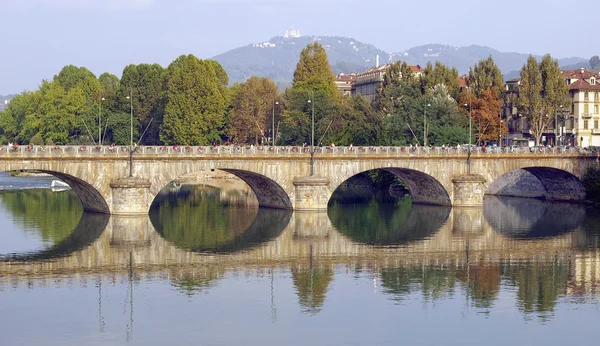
[351,64,424,101]
[564,68,600,147]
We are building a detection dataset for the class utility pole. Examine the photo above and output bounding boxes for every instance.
[126,88,134,177]
[272,100,278,145]
[308,91,315,176]
[98,96,105,145]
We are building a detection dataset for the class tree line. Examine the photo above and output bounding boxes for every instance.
[0,45,574,146]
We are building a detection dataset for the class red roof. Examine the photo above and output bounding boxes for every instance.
[568,78,600,91]
[562,69,598,80]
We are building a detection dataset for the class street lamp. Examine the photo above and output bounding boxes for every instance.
[307,94,315,176]
[272,100,279,145]
[424,103,430,146]
[464,101,472,174]
[98,96,105,145]
[499,119,503,147]
[126,88,134,177]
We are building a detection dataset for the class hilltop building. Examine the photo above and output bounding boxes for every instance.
[284,27,301,38]
[0,99,9,112]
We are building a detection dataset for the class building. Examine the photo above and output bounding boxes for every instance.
[0,99,9,112]
[352,63,424,101]
[564,68,600,147]
[335,73,357,96]
[284,27,300,38]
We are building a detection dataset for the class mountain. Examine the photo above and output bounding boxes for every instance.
[213,37,589,86]
[213,35,387,87]
[392,44,588,77]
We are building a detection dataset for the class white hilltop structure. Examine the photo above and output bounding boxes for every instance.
[284,27,301,38]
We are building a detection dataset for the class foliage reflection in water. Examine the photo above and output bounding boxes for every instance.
[150,184,291,253]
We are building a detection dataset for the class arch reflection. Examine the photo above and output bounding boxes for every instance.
[149,185,291,253]
[328,199,451,245]
[0,188,108,261]
[483,196,585,238]
[0,212,109,262]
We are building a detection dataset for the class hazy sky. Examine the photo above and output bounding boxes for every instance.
[0,0,596,95]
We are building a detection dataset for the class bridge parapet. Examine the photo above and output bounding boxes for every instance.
[0,145,597,157]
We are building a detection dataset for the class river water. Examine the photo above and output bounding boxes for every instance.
[0,172,600,345]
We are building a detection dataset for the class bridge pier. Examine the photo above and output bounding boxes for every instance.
[109,178,152,215]
[451,174,487,207]
[292,175,331,211]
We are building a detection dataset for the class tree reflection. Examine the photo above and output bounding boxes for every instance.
[502,260,569,319]
[0,189,83,243]
[456,264,501,310]
[379,267,456,302]
[291,265,334,315]
[150,185,291,253]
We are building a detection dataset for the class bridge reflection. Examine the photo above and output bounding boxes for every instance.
[1,196,600,319]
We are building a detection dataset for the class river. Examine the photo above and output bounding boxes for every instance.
[0,172,599,345]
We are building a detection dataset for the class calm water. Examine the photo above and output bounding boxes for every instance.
[1,173,600,345]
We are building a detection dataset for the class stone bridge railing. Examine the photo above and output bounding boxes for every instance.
[0,145,597,156]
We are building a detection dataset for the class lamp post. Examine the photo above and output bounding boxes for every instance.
[98,96,105,145]
[464,101,472,174]
[499,119,503,147]
[308,93,315,176]
[272,100,279,145]
[424,103,430,146]
[126,88,134,177]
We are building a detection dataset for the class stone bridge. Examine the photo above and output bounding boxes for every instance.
[0,145,598,214]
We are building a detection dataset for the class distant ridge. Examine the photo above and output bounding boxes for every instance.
[212,37,589,86]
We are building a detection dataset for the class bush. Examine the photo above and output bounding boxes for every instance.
[45,138,55,146]
[583,166,600,200]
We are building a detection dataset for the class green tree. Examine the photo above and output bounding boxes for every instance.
[518,55,568,145]
[517,55,543,144]
[118,64,166,145]
[420,61,460,100]
[469,56,505,98]
[227,77,279,144]
[161,55,229,145]
[292,42,338,100]
[590,55,600,72]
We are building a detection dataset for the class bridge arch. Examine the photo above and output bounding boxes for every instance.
[0,169,110,214]
[150,168,293,211]
[330,168,452,206]
[486,167,586,201]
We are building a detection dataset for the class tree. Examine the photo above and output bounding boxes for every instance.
[469,56,505,98]
[472,88,504,144]
[420,61,460,100]
[590,55,600,72]
[292,42,338,99]
[517,56,543,144]
[227,77,279,144]
[118,64,166,145]
[518,55,568,145]
[161,55,229,145]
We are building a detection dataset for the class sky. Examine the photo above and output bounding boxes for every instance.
[0,0,596,95]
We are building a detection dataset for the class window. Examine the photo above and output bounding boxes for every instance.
[595,120,599,129]
[592,78,596,85]
[596,105,599,114]
[596,92,599,101]
[585,104,589,114]
[584,120,589,129]
[585,92,589,101]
